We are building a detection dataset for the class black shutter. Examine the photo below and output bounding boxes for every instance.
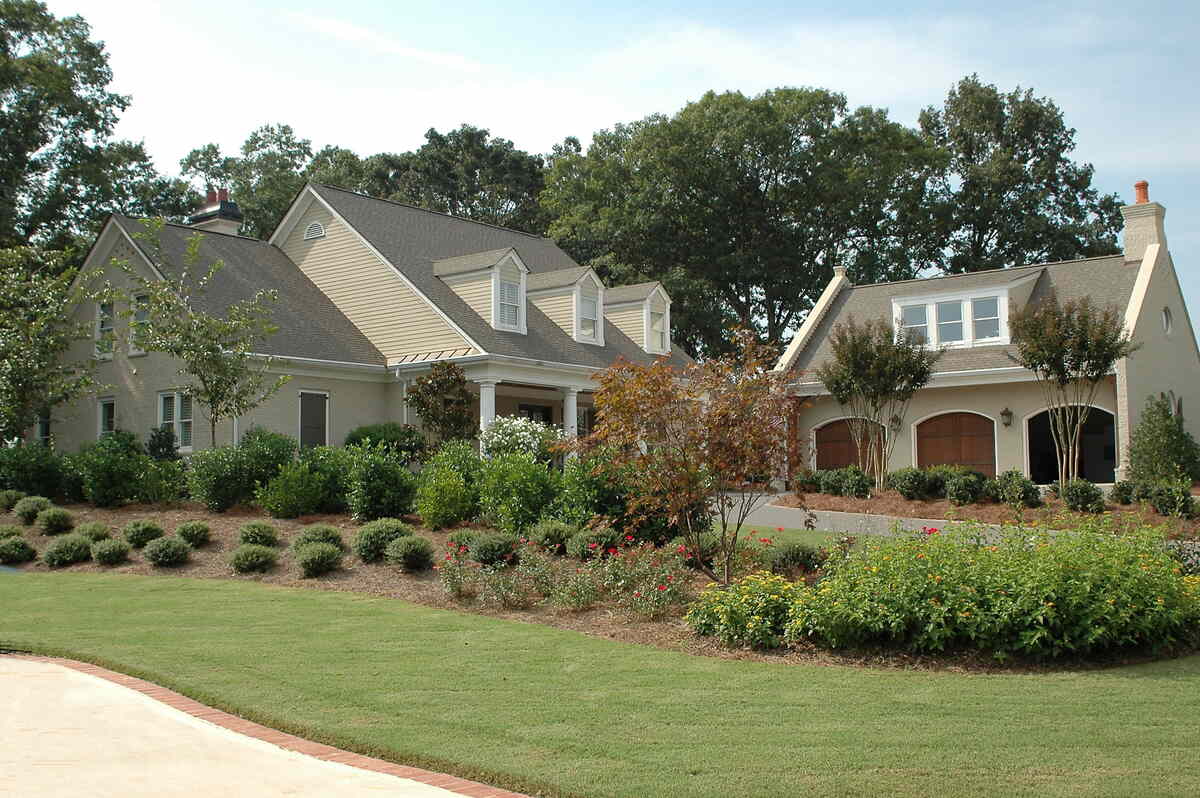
[299,393,328,448]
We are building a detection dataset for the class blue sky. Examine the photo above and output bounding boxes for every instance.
[50,0,1199,337]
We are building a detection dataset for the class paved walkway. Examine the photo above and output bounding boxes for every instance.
[0,656,526,798]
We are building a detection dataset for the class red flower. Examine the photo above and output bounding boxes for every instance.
[607,547,618,555]
[656,584,667,591]
[776,527,784,532]
[624,535,634,542]
[677,545,688,554]
[588,542,598,549]
[759,537,772,544]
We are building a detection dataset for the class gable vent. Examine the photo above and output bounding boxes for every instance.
[303,221,326,241]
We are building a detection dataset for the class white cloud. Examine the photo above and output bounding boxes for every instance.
[283,11,485,74]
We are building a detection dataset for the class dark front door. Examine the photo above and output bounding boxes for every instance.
[518,403,553,425]
[299,392,328,448]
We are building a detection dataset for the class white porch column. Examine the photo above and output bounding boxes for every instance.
[561,387,579,460]
[478,379,498,433]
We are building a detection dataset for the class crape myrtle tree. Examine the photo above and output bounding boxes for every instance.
[584,330,797,584]
[1008,296,1137,488]
[121,219,290,447]
[814,317,941,491]
[406,361,476,444]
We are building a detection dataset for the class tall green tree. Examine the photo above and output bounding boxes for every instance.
[0,1,193,254]
[919,74,1122,274]
[180,124,313,238]
[542,89,946,357]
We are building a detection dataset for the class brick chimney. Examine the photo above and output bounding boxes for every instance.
[188,186,245,236]
[1120,179,1167,262]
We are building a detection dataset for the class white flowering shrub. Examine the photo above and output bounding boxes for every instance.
[480,416,563,462]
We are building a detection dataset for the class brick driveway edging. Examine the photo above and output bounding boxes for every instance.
[10,654,531,798]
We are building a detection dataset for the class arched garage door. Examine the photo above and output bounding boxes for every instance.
[814,419,883,471]
[916,412,996,476]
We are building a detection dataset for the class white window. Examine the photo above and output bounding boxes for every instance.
[580,295,599,340]
[972,297,1001,340]
[304,221,326,240]
[98,397,116,437]
[129,294,150,355]
[498,279,521,329]
[898,304,928,343]
[159,392,193,450]
[936,300,964,344]
[95,302,114,359]
[650,310,668,352]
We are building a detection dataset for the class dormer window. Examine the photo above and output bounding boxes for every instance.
[580,295,599,339]
[893,292,1007,348]
[972,297,1001,339]
[899,304,928,343]
[650,310,667,352]
[498,278,522,329]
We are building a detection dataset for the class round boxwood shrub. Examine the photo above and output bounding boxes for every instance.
[352,518,413,562]
[837,466,872,499]
[42,533,91,567]
[36,506,74,535]
[384,535,434,572]
[74,521,112,542]
[0,536,36,564]
[415,465,475,529]
[12,495,52,525]
[91,538,131,566]
[187,445,248,512]
[0,523,23,539]
[1062,479,1105,513]
[123,520,165,548]
[291,523,344,551]
[945,472,986,507]
[142,536,190,567]
[1109,480,1136,505]
[468,531,520,566]
[1151,481,1196,519]
[990,469,1041,509]
[527,519,578,554]
[239,521,279,547]
[230,543,278,573]
[889,468,929,500]
[294,541,342,577]
[0,489,26,512]
[175,521,211,548]
[566,527,621,561]
[345,444,417,522]
[815,469,842,496]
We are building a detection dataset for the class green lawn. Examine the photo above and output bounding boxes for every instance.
[3,572,1198,798]
[739,525,840,548]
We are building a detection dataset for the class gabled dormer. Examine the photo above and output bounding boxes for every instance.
[434,247,529,335]
[604,281,671,355]
[890,269,1040,349]
[527,266,606,346]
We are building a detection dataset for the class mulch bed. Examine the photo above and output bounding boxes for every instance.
[5,502,1193,674]
[777,489,1200,537]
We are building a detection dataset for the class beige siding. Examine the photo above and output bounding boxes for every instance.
[606,304,644,348]
[650,295,666,315]
[532,290,574,336]
[498,259,522,286]
[448,274,492,324]
[281,201,472,362]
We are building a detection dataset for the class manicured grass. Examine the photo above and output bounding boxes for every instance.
[4,572,1199,798]
[740,525,840,548]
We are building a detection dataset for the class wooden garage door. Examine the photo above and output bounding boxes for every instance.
[815,419,882,470]
[916,412,995,476]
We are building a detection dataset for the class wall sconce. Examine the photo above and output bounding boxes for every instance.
[1000,407,1013,427]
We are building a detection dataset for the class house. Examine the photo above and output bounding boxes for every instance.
[46,184,689,453]
[773,182,1200,484]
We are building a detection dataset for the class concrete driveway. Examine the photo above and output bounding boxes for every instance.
[0,657,507,798]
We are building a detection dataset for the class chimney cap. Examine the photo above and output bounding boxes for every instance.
[205,188,217,205]
[1135,180,1149,204]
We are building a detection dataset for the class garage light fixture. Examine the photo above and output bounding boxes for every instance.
[1000,407,1013,427]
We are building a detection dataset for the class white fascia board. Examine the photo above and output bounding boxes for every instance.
[1123,243,1158,335]
[789,365,1040,394]
[268,186,316,247]
[391,353,599,385]
[305,188,488,355]
[250,353,392,382]
[774,273,849,372]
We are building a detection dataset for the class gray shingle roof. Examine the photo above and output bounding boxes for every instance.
[433,247,515,277]
[113,216,386,366]
[605,282,661,304]
[527,266,590,292]
[787,254,1139,384]
[309,184,692,370]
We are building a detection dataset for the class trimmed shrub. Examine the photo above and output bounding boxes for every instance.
[239,521,279,547]
[1128,394,1200,483]
[1062,479,1105,513]
[687,572,805,649]
[92,538,131,566]
[143,536,191,567]
[768,541,824,575]
[478,453,559,535]
[297,445,355,513]
[990,469,1041,509]
[73,431,146,507]
[1151,481,1196,519]
[187,446,248,512]
[1110,480,1136,505]
[479,416,563,462]
[74,521,112,542]
[384,535,434,572]
[890,468,929,500]
[945,472,986,507]
[345,444,417,522]
[256,461,328,518]
[447,528,478,549]
[175,521,211,548]
[815,469,842,496]
[0,489,27,512]
[0,443,62,497]
[551,453,626,527]
[239,426,297,487]
[468,531,520,566]
[12,495,52,525]
[291,524,344,551]
[566,527,622,561]
[123,520,165,548]
[35,506,74,535]
[838,466,872,499]
[230,543,277,574]
[294,542,342,577]
[0,536,37,564]
[58,454,85,503]
[1131,481,1157,503]
[344,422,426,464]
[424,440,483,491]
[0,524,21,539]
[145,425,180,461]
[352,518,414,562]
[527,519,578,554]
[135,459,188,505]
[42,533,91,567]
[923,464,968,499]
[415,465,475,529]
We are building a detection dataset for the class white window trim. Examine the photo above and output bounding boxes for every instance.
[95,302,114,360]
[97,396,116,438]
[891,290,1010,349]
[158,390,194,452]
[490,254,528,334]
[642,288,671,355]
[574,276,605,345]
[129,294,150,356]
[297,389,331,447]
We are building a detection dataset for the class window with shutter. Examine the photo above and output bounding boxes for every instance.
[498,279,521,328]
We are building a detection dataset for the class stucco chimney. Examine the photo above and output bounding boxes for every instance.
[1120,179,1166,262]
[188,187,245,237]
